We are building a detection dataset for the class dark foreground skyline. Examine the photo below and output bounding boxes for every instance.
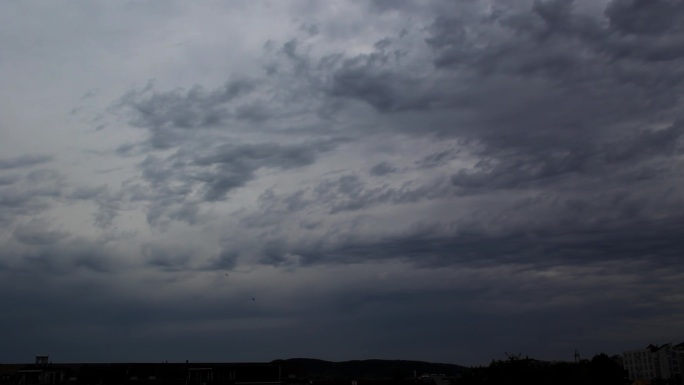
[0,356,631,385]
[2,0,684,367]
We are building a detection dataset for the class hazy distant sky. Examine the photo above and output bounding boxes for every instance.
[1,0,683,366]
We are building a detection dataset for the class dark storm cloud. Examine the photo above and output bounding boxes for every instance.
[115,142,137,156]
[368,161,396,176]
[427,1,684,95]
[111,47,359,225]
[0,168,65,226]
[605,0,684,36]
[13,220,70,245]
[194,142,319,202]
[205,249,239,270]
[115,78,258,150]
[326,51,435,113]
[104,0,684,271]
[17,238,121,275]
[256,154,684,268]
[142,243,192,272]
[369,0,414,13]
[416,149,459,169]
[248,0,684,271]
[319,174,450,214]
[280,39,310,76]
[0,174,21,186]
[69,185,124,229]
[45,0,678,363]
[121,78,256,130]
[5,0,684,367]
[252,171,451,221]
[124,138,346,227]
[397,0,684,199]
[194,140,340,203]
[257,206,684,272]
[0,154,52,170]
[450,120,684,193]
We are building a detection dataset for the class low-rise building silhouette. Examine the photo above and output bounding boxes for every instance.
[623,342,684,383]
[0,357,282,385]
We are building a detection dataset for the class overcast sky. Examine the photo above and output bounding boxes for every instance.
[1,0,684,366]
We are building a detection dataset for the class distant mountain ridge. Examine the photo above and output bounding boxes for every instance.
[271,358,467,380]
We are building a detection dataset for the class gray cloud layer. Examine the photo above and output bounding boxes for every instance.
[1,0,683,366]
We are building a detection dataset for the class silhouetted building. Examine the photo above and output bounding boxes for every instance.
[0,360,282,385]
[623,342,684,383]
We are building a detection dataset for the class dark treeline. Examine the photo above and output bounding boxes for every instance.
[274,358,466,381]
[457,353,626,385]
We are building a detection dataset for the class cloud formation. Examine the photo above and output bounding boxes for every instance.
[1,0,683,366]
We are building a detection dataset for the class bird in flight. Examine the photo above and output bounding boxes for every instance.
[252,297,255,301]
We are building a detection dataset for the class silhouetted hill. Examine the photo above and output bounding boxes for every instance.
[271,358,467,380]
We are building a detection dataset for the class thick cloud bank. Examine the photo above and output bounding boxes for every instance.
[0,0,683,366]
